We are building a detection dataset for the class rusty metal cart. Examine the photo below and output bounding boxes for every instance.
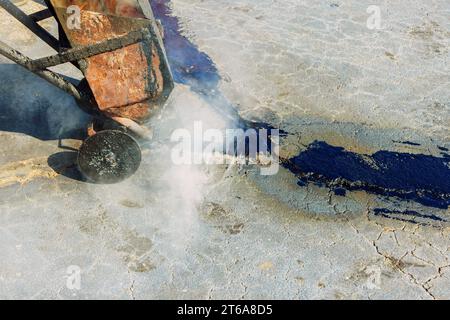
[0,0,174,183]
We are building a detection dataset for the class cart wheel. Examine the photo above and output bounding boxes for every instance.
[78,130,142,184]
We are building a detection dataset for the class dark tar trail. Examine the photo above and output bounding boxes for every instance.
[151,0,450,216]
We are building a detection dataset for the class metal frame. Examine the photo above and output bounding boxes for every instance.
[0,0,174,136]
[0,39,82,99]
[0,0,59,50]
[0,1,155,99]
[30,28,152,71]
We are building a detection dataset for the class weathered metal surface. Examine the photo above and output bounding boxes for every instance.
[31,28,151,70]
[52,0,147,18]
[49,0,172,123]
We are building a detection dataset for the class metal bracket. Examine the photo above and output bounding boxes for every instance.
[30,28,152,71]
[0,39,81,100]
[29,9,53,22]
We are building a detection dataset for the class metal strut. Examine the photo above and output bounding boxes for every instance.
[30,28,153,70]
[0,39,81,99]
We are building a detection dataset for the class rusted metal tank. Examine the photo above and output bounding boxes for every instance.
[49,0,173,124]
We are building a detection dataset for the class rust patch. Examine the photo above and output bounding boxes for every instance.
[51,0,147,18]
[51,1,166,123]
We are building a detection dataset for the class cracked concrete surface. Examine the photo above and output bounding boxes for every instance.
[0,0,449,299]
[171,0,449,141]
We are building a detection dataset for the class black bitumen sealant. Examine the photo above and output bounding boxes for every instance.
[151,0,450,216]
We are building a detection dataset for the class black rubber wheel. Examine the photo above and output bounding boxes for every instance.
[78,130,142,184]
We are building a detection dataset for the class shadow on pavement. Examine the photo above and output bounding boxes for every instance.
[47,151,87,182]
[0,63,92,182]
[0,63,90,141]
